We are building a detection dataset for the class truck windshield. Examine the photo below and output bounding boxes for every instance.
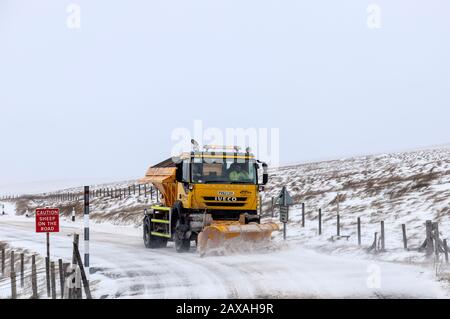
[191,158,257,184]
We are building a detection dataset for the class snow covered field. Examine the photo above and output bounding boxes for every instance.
[1,146,450,298]
[264,146,450,266]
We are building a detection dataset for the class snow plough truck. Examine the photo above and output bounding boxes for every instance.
[139,141,279,256]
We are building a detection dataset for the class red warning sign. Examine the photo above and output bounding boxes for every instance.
[35,208,60,233]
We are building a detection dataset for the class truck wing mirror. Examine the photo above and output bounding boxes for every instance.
[262,162,269,185]
[263,173,269,185]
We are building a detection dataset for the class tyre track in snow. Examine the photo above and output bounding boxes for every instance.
[157,250,255,298]
[0,216,448,299]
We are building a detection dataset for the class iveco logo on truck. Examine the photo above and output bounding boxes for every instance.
[215,197,237,201]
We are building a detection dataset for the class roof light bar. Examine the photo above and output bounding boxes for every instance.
[203,145,241,152]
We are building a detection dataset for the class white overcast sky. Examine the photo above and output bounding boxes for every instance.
[0,0,449,191]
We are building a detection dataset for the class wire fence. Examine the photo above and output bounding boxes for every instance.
[0,237,90,299]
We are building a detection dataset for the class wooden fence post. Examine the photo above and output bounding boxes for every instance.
[336,194,340,236]
[73,242,92,299]
[59,259,64,298]
[1,247,4,275]
[373,232,378,252]
[72,234,80,265]
[20,253,24,287]
[402,224,408,250]
[270,197,274,218]
[71,235,76,298]
[10,271,17,299]
[72,233,81,299]
[336,214,340,236]
[50,261,56,299]
[318,208,322,235]
[10,250,15,273]
[380,221,385,251]
[357,217,361,246]
[31,255,37,299]
[434,222,440,259]
[425,220,434,256]
[51,261,56,299]
[63,262,70,299]
[259,195,262,216]
[443,239,449,263]
[301,203,305,227]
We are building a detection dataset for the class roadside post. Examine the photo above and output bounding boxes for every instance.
[336,193,340,236]
[271,197,274,218]
[36,207,60,297]
[276,186,294,240]
[84,186,90,280]
[280,205,289,240]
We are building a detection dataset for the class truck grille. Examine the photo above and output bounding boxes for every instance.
[202,196,248,207]
[203,197,247,201]
[204,202,246,207]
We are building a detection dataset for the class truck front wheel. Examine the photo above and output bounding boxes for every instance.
[173,203,191,253]
[175,219,190,252]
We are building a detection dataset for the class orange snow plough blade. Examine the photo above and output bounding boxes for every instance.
[197,222,279,256]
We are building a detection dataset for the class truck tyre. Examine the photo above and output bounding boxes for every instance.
[143,216,168,249]
[173,203,190,253]
[175,220,190,252]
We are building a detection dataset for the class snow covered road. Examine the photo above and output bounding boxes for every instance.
[0,207,447,299]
